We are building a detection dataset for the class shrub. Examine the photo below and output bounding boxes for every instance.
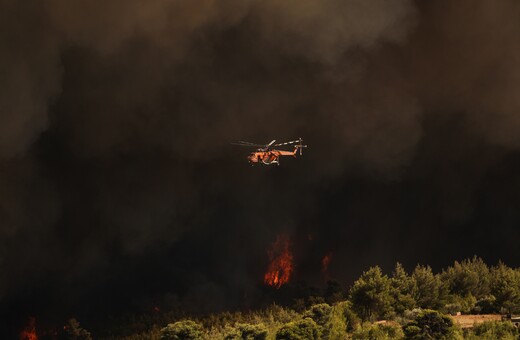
[230,323,268,340]
[444,294,477,314]
[334,301,361,332]
[303,303,332,327]
[473,295,496,314]
[160,320,203,340]
[327,302,350,339]
[276,318,320,340]
[402,309,462,339]
[469,321,519,340]
[222,325,242,339]
[303,303,332,337]
[352,322,404,340]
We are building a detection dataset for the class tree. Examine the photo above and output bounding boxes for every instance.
[304,303,332,328]
[412,265,448,310]
[160,320,203,340]
[391,263,417,315]
[276,318,320,340]
[350,266,394,321]
[303,303,332,338]
[403,309,462,340]
[489,262,520,314]
[328,302,350,340]
[441,257,490,299]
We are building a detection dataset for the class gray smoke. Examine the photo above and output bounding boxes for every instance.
[1,0,520,331]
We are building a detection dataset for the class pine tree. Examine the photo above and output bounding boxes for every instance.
[391,262,416,314]
[350,266,394,321]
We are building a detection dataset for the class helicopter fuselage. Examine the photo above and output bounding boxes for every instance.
[248,149,297,165]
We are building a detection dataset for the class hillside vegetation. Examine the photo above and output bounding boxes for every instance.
[91,257,520,339]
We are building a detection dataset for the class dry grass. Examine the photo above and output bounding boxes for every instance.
[451,314,502,328]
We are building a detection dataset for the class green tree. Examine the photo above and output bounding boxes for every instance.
[276,318,320,340]
[391,263,416,315]
[489,262,520,314]
[412,265,448,310]
[350,266,394,321]
[303,303,332,333]
[328,302,350,340]
[160,320,203,340]
[403,309,462,340]
[441,257,490,299]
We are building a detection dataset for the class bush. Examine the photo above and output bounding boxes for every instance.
[226,323,268,340]
[276,318,320,340]
[402,309,462,339]
[473,295,497,314]
[222,325,241,339]
[334,301,361,332]
[160,320,203,340]
[303,303,332,337]
[444,294,477,315]
[352,322,404,340]
[303,303,332,327]
[468,321,519,340]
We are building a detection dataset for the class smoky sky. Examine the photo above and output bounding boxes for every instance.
[2,0,520,335]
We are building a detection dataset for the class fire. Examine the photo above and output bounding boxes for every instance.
[20,317,38,340]
[322,252,333,274]
[264,234,293,288]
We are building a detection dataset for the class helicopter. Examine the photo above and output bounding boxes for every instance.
[232,138,307,165]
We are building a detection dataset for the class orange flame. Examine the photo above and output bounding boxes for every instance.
[322,252,333,274]
[264,234,293,288]
[20,317,38,340]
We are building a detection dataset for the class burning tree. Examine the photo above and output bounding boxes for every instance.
[20,317,37,340]
[264,234,293,288]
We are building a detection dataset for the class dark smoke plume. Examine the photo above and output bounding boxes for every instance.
[1,0,520,335]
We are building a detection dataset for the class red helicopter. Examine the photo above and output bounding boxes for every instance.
[232,138,307,165]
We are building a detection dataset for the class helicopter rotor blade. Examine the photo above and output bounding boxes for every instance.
[274,140,300,147]
[231,141,264,147]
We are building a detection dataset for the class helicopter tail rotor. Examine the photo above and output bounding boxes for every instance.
[296,137,307,156]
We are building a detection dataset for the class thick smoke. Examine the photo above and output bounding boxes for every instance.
[1,0,520,335]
